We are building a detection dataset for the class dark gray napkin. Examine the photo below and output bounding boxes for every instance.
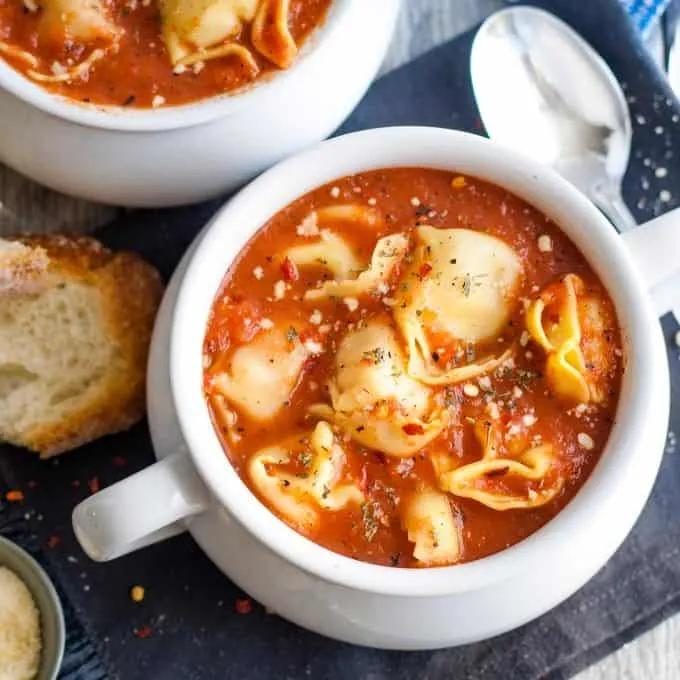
[2,1,680,678]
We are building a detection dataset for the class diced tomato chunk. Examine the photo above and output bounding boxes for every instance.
[211,296,262,347]
[280,257,299,282]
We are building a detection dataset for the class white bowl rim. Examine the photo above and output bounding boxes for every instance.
[170,126,667,597]
[0,0,351,132]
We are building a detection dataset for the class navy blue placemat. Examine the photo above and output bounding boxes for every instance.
[2,1,680,678]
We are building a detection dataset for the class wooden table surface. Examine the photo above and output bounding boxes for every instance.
[2,1,678,677]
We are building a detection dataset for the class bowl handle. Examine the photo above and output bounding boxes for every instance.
[621,207,680,317]
[72,452,209,562]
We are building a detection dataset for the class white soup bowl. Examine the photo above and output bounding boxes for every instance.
[72,127,677,649]
[0,0,400,207]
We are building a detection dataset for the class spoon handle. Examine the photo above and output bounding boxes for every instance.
[590,182,638,233]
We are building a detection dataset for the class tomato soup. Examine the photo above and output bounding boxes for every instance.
[203,168,623,568]
[0,0,331,107]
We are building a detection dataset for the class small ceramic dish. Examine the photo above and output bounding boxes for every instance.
[0,536,65,680]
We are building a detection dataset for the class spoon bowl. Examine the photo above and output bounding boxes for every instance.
[470,6,636,231]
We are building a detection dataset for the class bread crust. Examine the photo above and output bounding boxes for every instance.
[5,235,163,457]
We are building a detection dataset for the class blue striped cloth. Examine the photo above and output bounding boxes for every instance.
[622,0,673,34]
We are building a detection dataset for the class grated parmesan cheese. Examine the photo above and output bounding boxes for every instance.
[463,383,479,398]
[273,280,286,300]
[295,213,319,237]
[537,234,552,252]
[343,297,359,312]
[0,566,41,680]
[578,432,594,450]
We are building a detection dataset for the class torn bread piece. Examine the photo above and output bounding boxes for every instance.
[0,235,163,457]
[0,238,50,295]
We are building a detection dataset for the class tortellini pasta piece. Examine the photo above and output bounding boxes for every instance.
[211,325,308,420]
[8,0,121,83]
[402,490,461,565]
[39,0,119,45]
[285,230,362,282]
[526,274,613,404]
[248,421,364,530]
[393,227,521,385]
[311,320,448,457]
[439,422,563,511]
[160,0,261,67]
[252,0,297,69]
[314,205,382,228]
[304,233,408,301]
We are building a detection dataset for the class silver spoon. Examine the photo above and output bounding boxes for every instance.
[470,6,636,232]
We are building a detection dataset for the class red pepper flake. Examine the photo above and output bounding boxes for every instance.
[46,535,60,549]
[235,598,253,615]
[418,263,433,278]
[5,490,24,502]
[88,478,100,494]
[133,626,153,639]
[280,257,299,283]
[112,456,127,467]
[402,423,425,436]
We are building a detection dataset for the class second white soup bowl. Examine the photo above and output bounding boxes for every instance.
[0,0,399,207]
[73,127,676,649]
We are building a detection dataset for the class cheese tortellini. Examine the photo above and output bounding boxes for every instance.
[438,423,563,511]
[304,233,408,301]
[402,490,461,565]
[394,227,521,385]
[249,422,364,530]
[286,230,362,282]
[160,0,296,69]
[311,320,448,457]
[39,0,119,44]
[160,0,259,66]
[527,274,613,404]
[211,325,308,420]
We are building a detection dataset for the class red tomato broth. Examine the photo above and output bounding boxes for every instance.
[0,0,331,107]
[202,168,623,568]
